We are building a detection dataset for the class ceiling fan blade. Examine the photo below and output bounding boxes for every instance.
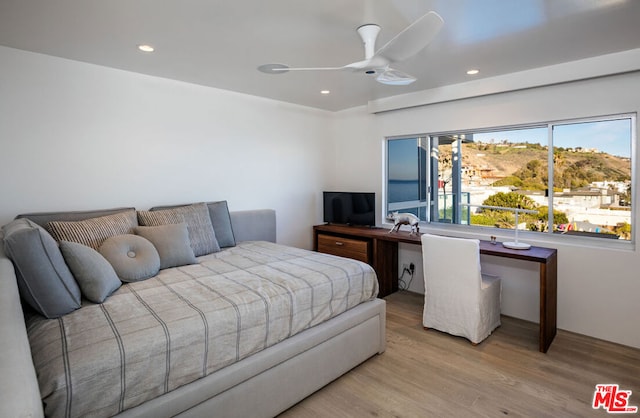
[279,66,344,72]
[374,11,444,63]
[257,63,344,74]
[376,68,416,85]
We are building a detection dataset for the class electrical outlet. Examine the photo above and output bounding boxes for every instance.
[409,262,415,274]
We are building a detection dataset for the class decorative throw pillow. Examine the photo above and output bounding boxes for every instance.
[135,223,197,269]
[138,202,220,256]
[47,209,138,250]
[98,235,160,282]
[60,241,121,303]
[151,201,236,248]
[2,218,81,318]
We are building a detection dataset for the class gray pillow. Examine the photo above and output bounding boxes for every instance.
[135,223,197,269]
[47,209,138,250]
[2,218,81,318]
[60,241,121,303]
[207,201,236,248]
[138,203,220,256]
[99,235,160,282]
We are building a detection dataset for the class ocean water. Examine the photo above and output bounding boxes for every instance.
[387,180,427,220]
[388,180,420,203]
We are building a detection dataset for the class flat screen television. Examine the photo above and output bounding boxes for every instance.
[323,191,375,226]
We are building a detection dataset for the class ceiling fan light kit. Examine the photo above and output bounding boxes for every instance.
[376,68,417,85]
[258,11,444,86]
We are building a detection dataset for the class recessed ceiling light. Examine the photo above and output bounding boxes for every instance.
[138,44,155,53]
[466,69,479,75]
[320,90,330,95]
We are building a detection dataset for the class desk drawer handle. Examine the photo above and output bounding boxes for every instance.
[334,241,344,246]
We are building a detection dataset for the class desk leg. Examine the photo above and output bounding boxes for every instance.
[372,239,398,298]
[539,253,558,353]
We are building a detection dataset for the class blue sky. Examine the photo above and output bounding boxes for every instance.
[553,119,631,158]
[474,118,631,158]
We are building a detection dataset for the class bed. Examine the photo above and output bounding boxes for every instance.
[0,207,386,418]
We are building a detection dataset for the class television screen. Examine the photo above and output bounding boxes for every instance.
[323,192,375,226]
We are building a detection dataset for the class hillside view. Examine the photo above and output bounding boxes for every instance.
[453,142,631,190]
[436,141,632,238]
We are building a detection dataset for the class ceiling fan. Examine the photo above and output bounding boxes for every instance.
[258,11,444,86]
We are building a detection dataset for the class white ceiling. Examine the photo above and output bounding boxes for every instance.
[1,0,639,112]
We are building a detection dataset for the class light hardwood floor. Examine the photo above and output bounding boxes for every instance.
[280,291,640,417]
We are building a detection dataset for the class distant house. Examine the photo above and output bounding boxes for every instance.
[554,188,614,209]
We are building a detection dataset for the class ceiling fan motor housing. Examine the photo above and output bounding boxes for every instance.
[357,24,382,60]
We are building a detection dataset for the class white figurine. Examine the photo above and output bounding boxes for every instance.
[388,212,420,235]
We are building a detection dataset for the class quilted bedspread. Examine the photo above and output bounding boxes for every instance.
[26,241,378,418]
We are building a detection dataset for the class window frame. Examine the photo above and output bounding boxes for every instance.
[383,113,637,249]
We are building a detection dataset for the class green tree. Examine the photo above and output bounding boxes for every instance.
[507,159,548,190]
[470,214,497,226]
[536,206,569,231]
[614,222,631,240]
[474,192,538,229]
[482,192,537,211]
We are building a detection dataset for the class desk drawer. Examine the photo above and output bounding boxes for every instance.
[317,234,370,263]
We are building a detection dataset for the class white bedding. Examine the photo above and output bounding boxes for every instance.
[26,241,378,417]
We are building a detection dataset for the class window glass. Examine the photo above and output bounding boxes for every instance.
[387,137,427,220]
[462,127,548,231]
[552,119,632,240]
[385,115,634,242]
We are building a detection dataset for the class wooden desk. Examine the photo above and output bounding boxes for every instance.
[313,224,558,353]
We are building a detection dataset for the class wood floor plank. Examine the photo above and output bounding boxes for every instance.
[280,291,640,417]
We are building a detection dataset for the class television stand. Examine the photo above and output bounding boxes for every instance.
[313,224,400,297]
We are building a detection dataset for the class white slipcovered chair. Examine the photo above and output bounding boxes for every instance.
[421,233,502,345]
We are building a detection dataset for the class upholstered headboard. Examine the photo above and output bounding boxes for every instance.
[17,207,136,228]
[17,206,276,244]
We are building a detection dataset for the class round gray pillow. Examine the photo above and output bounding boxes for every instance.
[99,234,160,282]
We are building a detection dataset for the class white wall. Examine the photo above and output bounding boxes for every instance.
[0,46,331,249]
[329,72,640,349]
